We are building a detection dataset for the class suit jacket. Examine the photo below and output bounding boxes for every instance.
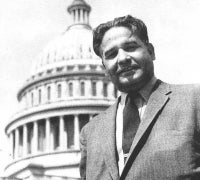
[79,81,200,180]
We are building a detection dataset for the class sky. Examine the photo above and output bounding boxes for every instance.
[0,0,200,175]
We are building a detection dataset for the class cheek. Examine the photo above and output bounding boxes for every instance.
[142,60,154,75]
[136,53,153,67]
[104,61,117,74]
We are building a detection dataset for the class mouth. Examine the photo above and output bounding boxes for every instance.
[117,65,139,75]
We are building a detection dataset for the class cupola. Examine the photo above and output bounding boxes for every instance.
[67,0,91,28]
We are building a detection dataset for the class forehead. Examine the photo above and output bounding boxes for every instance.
[100,26,138,53]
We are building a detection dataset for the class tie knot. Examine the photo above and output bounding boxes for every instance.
[127,92,140,105]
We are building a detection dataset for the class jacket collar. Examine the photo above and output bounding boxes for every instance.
[100,100,120,180]
[121,80,172,179]
[99,80,172,180]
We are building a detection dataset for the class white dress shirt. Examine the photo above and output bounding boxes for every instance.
[116,76,157,175]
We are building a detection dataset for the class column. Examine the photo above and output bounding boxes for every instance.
[33,88,37,106]
[83,10,85,23]
[86,11,89,24]
[25,93,28,109]
[44,84,48,104]
[75,9,78,23]
[62,81,67,100]
[51,82,56,102]
[45,118,50,152]
[33,121,38,153]
[15,128,19,159]
[74,115,80,149]
[30,91,33,107]
[36,88,39,105]
[108,82,115,99]
[85,79,91,97]
[9,132,14,159]
[23,124,28,156]
[80,9,83,23]
[20,96,25,111]
[41,85,45,104]
[56,83,61,100]
[74,79,79,97]
[59,116,65,150]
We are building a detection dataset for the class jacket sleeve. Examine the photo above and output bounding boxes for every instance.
[79,125,87,180]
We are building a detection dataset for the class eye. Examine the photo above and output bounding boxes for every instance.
[123,44,138,52]
[104,49,118,60]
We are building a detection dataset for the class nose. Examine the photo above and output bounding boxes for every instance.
[117,49,131,65]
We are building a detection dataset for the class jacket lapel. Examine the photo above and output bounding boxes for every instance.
[121,81,171,177]
[100,100,120,180]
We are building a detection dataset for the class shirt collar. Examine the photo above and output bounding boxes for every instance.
[139,76,157,103]
[119,76,157,105]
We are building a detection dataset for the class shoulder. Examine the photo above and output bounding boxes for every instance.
[158,79,200,93]
[160,82,200,103]
[168,83,200,95]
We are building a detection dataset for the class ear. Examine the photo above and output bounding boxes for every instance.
[147,43,155,60]
[102,60,109,77]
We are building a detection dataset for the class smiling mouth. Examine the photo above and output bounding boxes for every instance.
[117,66,139,75]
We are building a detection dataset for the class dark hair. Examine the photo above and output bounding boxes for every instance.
[93,15,149,57]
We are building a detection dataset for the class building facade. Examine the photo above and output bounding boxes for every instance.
[4,0,117,179]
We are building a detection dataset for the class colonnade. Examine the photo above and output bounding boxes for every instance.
[9,114,93,160]
[72,8,89,24]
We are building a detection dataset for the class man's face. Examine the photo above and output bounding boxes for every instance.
[100,26,155,93]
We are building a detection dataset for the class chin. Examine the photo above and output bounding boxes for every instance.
[117,78,146,92]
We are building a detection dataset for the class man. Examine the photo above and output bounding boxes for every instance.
[79,15,200,180]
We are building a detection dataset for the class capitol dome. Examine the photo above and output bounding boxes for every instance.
[29,0,99,82]
[31,18,97,77]
[5,0,118,179]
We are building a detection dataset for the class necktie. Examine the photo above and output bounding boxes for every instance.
[122,93,140,162]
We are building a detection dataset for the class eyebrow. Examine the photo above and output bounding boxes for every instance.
[104,40,139,58]
[123,41,138,47]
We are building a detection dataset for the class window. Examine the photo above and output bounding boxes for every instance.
[103,83,108,97]
[69,82,73,97]
[47,86,51,101]
[92,82,96,96]
[38,89,42,104]
[57,84,62,98]
[80,82,85,96]
[19,127,23,157]
[31,92,34,106]
[38,120,45,152]
[65,115,74,149]
[27,123,33,154]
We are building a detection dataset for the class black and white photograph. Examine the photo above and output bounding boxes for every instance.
[0,0,200,179]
